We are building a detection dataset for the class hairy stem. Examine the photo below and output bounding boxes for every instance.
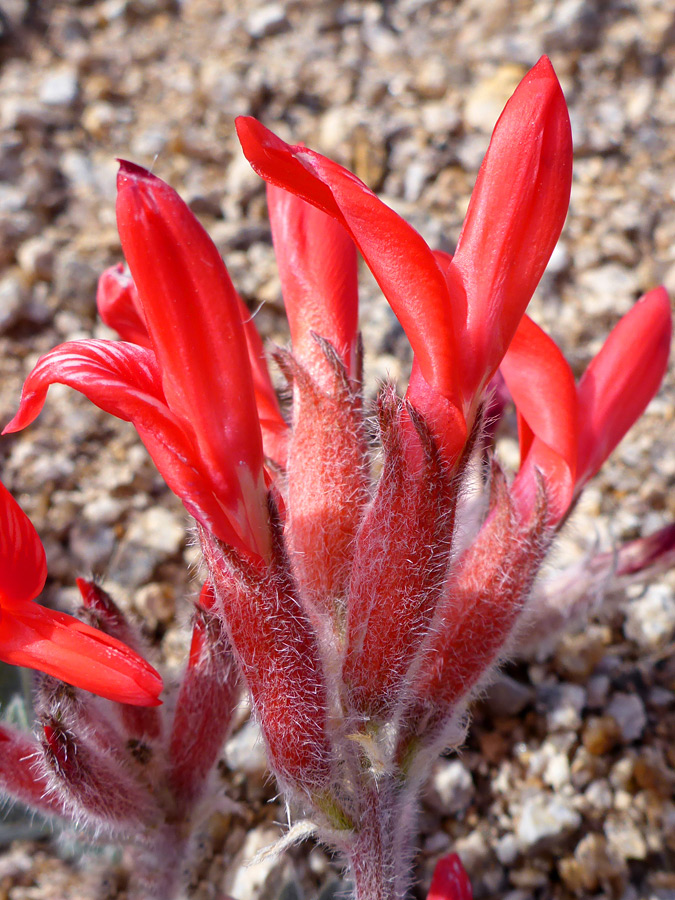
[348,780,420,900]
[127,822,189,900]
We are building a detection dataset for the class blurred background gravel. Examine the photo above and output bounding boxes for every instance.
[0,1,674,898]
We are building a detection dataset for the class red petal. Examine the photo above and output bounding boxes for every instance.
[406,360,468,464]
[99,260,287,471]
[236,117,460,403]
[0,603,163,706]
[267,184,359,382]
[3,340,250,552]
[116,161,269,556]
[0,478,47,607]
[450,56,572,397]
[577,287,672,485]
[427,854,473,900]
[500,315,577,522]
[235,291,289,468]
[97,264,151,348]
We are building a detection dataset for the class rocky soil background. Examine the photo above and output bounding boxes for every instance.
[0,0,674,898]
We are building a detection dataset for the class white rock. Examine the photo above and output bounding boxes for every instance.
[604,813,648,860]
[545,241,570,275]
[39,68,79,106]
[606,692,647,743]
[16,235,55,282]
[516,794,581,850]
[126,507,184,555]
[70,523,116,569]
[495,832,519,866]
[464,65,526,132]
[246,4,288,39]
[584,779,613,812]
[624,584,675,649]
[404,161,430,202]
[82,495,125,526]
[576,263,639,315]
[453,828,490,871]
[111,507,185,586]
[543,752,571,790]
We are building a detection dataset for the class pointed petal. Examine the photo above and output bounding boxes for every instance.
[0,603,163,706]
[577,287,672,485]
[500,315,577,522]
[0,478,47,607]
[97,264,151,347]
[450,56,573,396]
[236,117,460,403]
[267,183,359,383]
[427,854,474,900]
[116,161,269,556]
[3,340,249,551]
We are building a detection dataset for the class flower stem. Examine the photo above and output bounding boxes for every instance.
[348,781,420,900]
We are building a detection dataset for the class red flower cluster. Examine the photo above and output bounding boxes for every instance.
[0,56,671,900]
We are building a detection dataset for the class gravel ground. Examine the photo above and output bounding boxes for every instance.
[0,1,674,898]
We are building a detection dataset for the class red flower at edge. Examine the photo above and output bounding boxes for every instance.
[0,478,162,706]
[501,287,672,523]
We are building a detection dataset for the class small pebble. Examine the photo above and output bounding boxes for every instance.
[604,812,648,860]
[486,675,534,717]
[426,758,475,815]
[606,693,647,743]
[583,716,622,755]
[537,683,586,731]
[624,584,675,649]
[0,273,24,332]
[39,68,79,106]
[246,4,288,39]
[558,832,626,894]
[495,833,520,866]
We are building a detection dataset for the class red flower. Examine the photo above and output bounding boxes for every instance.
[501,287,672,522]
[236,56,572,460]
[0,479,162,706]
[5,162,272,561]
